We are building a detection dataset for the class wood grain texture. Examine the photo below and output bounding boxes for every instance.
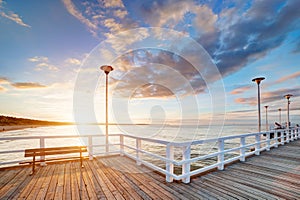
[0,140,299,199]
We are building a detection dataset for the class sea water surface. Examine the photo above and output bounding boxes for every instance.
[0,124,257,168]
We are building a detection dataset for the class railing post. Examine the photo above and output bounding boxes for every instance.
[182,145,191,183]
[274,130,278,148]
[286,129,290,143]
[136,138,141,165]
[281,130,285,145]
[266,132,270,151]
[40,137,46,166]
[240,137,246,162]
[255,134,260,155]
[166,144,174,182]
[218,139,224,170]
[88,135,93,160]
[120,135,124,156]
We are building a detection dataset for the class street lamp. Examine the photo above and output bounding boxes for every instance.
[252,77,265,133]
[100,65,114,153]
[284,94,293,129]
[265,106,269,131]
[278,108,282,125]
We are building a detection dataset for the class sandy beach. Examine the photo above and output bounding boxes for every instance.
[0,125,42,132]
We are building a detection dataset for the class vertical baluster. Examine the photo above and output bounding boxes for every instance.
[136,138,141,165]
[218,139,224,170]
[182,145,191,183]
[274,130,278,148]
[88,135,93,160]
[40,137,46,166]
[240,137,246,162]
[266,132,270,151]
[255,134,260,155]
[281,130,285,145]
[166,144,174,182]
[120,135,124,156]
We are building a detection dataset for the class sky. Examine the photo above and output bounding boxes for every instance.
[0,0,300,127]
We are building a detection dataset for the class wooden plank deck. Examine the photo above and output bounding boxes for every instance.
[0,140,299,199]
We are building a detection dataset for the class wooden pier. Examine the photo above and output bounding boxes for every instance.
[1,140,299,199]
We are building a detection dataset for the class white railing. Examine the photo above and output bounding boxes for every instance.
[0,127,299,183]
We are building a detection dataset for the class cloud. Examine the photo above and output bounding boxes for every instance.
[62,0,97,35]
[275,71,300,84]
[111,49,207,99]
[212,0,300,76]
[28,56,59,71]
[235,97,257,106]
[11,82,47,89]
[103,0,125,8]
[28,56,49,63]
[114,9,128,19]
[230,85,251,95]
[0,9,30,28]
[0,76,10,84]
[103,18,123,33]
[35,63,58,71]
[65,58,81,66]
[235,86,300,106]
[0,86,6,92]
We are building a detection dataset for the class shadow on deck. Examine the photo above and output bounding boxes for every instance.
[0,140,299,199]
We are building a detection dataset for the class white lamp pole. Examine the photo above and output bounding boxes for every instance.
[284,94,293,129]
[265,105,269,131]
[278,108,281,125]
[100,65,114,154]
[252,77,265,133]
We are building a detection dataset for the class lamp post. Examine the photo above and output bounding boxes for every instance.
[278,108,281,125]
[284,94,293,129]
[252,77,265,133]
[100,65,114,154]
[265,106,269,131]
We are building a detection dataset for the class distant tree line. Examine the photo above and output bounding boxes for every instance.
[0,115,72,126]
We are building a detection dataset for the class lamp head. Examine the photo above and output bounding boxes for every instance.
[100,65,114,74]
[252,77,265,85]
[284,94,293,100]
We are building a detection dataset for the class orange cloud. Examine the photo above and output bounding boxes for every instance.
[275,71,300,84]
[234,97,257,106]
[230,85,251,95]
[11,82,46,89]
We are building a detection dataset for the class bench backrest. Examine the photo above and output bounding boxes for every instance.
[24,146,87,157]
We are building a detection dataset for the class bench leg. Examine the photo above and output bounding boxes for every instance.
[30,156,36,175]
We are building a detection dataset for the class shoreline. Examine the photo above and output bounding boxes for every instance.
[0,125,45,132]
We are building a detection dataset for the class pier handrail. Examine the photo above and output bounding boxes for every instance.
[0,127,299,183]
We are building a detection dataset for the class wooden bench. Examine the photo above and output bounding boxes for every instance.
[21,146,87,175]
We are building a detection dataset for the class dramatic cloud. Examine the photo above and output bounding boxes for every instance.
[11,82,47,89]
[213,0,300,76]
[63,0,300,99]
[111,49,207,98]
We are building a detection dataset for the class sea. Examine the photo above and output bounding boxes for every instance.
[0,124,258,170]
